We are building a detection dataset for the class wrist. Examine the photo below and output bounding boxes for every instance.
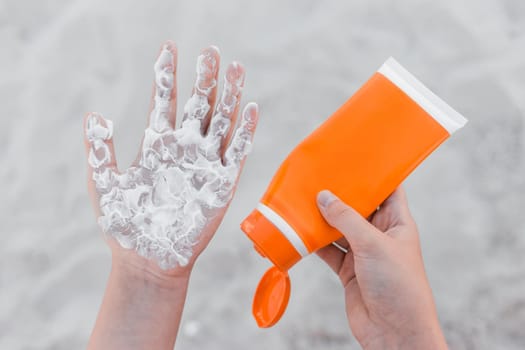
[111,257,191,291]
[109,241,193,288]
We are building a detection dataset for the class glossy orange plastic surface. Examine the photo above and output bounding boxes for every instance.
[252,267,291,328]
[243,72,449,267]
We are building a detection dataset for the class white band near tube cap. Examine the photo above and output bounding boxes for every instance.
[378,57,468,134]
[256,203,309,257]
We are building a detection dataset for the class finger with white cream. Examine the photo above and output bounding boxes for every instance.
[85,113,117,170]
[182,47,220,133]
[208,61,245,154]
[84,112,119,204]
[148,42,177,133]
[224,102,258,167]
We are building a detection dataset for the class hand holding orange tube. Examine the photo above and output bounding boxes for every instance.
[241,57,467,327]
[316,187,448,350]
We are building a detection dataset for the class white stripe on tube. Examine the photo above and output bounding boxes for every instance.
[378,57,468,135]
[257,203,309,257]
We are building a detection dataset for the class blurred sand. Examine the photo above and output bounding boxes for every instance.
[1,0,525,349]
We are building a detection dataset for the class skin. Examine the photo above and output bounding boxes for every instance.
[84,41,258,350]
[316,187,448,350]
[83,41,446,350]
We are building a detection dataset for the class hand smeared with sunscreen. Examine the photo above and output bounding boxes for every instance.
[84,43,258,270]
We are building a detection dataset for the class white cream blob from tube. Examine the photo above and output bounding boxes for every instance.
[86,46,254,270]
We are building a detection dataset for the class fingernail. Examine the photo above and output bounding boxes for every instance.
[317,190,337,209]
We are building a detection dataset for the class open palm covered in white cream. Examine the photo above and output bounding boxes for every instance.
[83,42,258,271]
[85,42,258,349]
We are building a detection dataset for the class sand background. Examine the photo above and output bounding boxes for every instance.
[1,0,525,349]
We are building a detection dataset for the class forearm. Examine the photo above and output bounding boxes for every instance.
[88,257,191,350]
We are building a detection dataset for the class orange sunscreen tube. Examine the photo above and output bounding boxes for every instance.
[241,57,467,327]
